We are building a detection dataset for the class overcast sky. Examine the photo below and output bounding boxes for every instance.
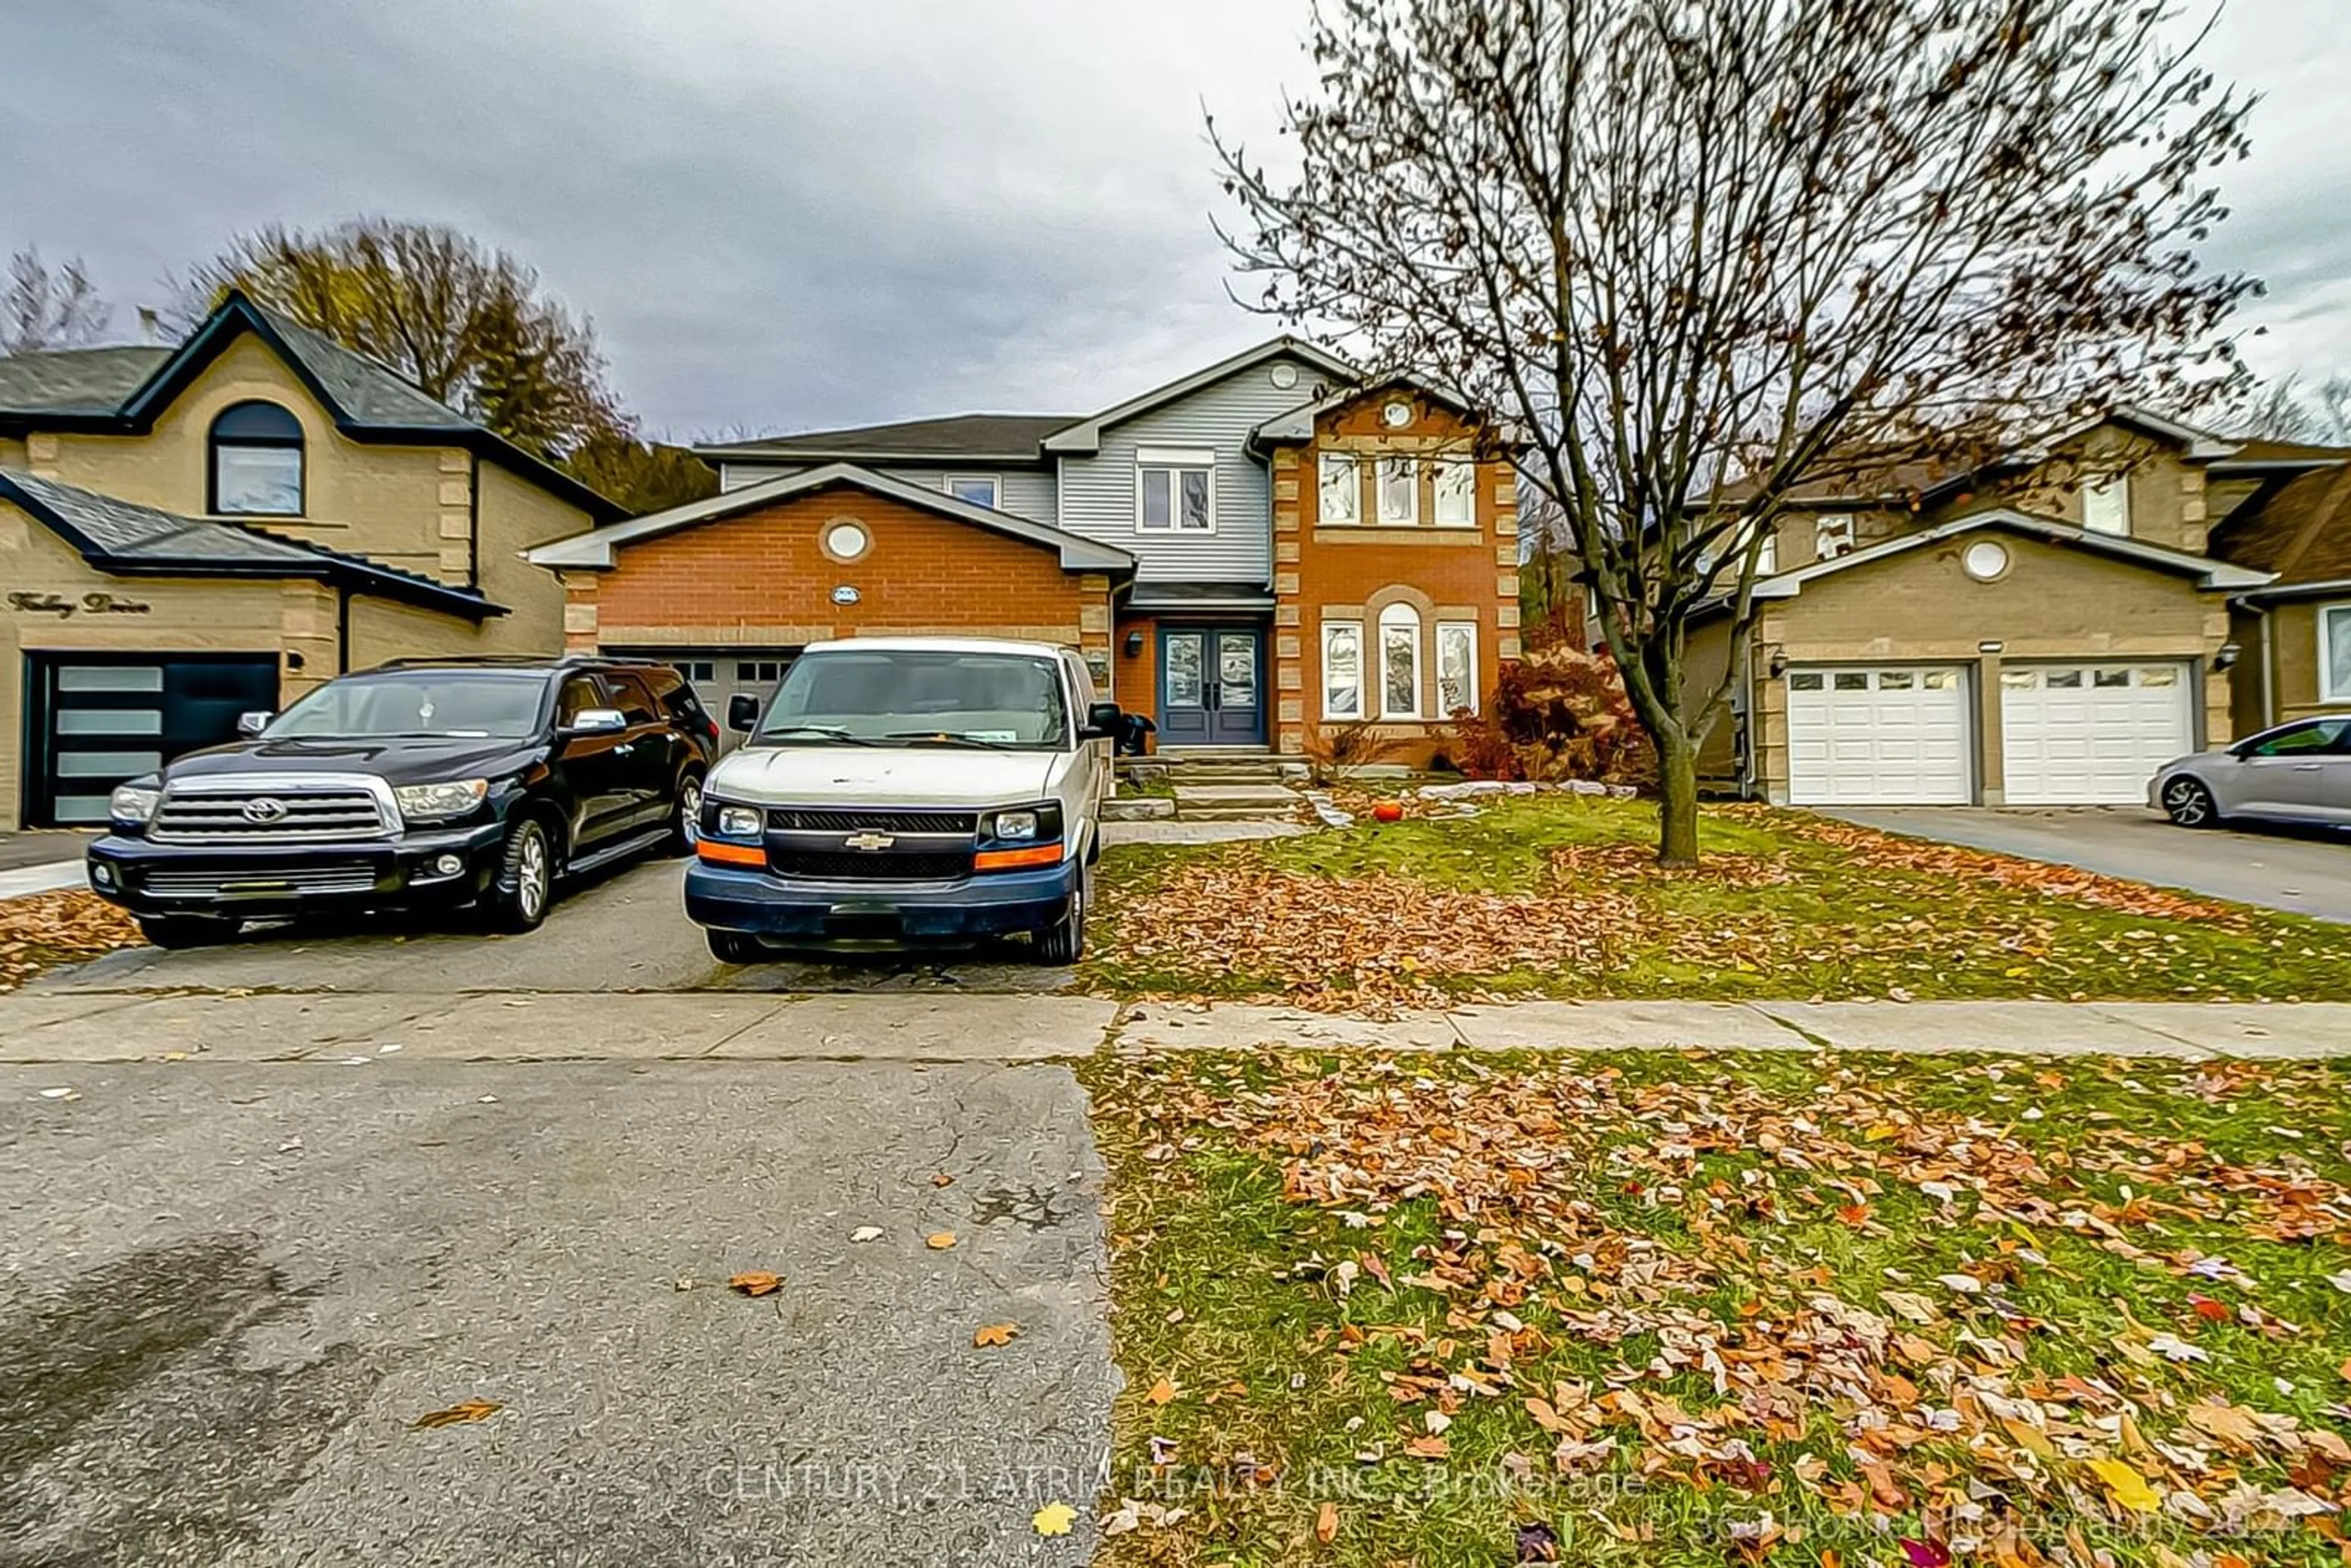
[4,0,2345,438]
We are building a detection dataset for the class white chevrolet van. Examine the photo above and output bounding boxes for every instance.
[685,637,1118,963]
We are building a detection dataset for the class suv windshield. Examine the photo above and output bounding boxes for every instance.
[267,670,549,740]
[756,650,1068,750]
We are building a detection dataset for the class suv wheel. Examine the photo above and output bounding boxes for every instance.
[486,817,556,932]
[664,770,706,857]
[2161,776,2219,828]
[1033,863,1088,965]
[707,928,764,964]
[138,915,238,950]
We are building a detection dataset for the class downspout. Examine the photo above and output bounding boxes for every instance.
[336,586,351,674]
[2260,599,2276,726]
[467,452,482,592]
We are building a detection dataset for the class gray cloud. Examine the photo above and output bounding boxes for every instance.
[4,0,2345,435]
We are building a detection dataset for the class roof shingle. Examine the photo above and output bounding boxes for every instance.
[0,345,172,417]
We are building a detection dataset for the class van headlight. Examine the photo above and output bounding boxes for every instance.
[982,804,1061,843]
[108,782,161,826]
[394,778,490,822]
[714,805,763,839]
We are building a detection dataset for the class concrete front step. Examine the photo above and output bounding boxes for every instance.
[1179,803,1306,822]
[1172,782,1301,822]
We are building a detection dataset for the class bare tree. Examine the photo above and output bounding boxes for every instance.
[1213,0,2254,863]
[2230,373,2351,445]
[183,219,627,460]
[3,247,113,354]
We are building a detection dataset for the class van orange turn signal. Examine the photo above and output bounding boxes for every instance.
[973,842,1063,872]
[697,839,767,867]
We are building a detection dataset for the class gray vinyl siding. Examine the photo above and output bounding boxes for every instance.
[1055,351,1344,585]
[717,462,1057,523]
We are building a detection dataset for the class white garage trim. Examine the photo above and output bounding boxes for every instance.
[1999,661,2194,805]
[1785,665,1973,806]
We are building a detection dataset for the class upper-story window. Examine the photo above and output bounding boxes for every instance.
[1137,447,1213,532]
[1813,514,1854,560]
[1433,460,1476,527]
[1378,457,1419,525]
[1319,451,1360,524]
[209,400,304,516]
[2081,474,2131,536]
[945,475,999,509]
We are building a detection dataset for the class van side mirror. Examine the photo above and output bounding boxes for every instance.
[1079,701,1123,741]
[727,693,760,733]
[236,710,272,738]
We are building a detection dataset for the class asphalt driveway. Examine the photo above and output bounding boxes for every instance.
[1829,806,2351,923]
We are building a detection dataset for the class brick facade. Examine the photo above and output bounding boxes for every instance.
[1270,390,1520,767]
[560,487,1115,678]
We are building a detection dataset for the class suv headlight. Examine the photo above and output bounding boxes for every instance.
[714,804,763,839]
[394,778,490,823]
[108,782,160,826]
[983,803,1062,843]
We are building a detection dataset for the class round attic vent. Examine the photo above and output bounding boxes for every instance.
[1269,363,1299,390]
[1962,539,2010,581]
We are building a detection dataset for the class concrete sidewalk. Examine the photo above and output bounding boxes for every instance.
[0,858,85,900]
[6,988,2349,1062]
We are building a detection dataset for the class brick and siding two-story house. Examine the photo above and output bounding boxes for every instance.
[0,293,623,828]
[1681,408,2349,807]
[529,340,1519,765]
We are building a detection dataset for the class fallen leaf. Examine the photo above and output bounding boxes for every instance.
[1032,1502,1076,1537]
[1403,1434,1449,1459]
[1314,1499,1338,1544]
[412,1398,502,1428]
[2086,1457,2162,1514]
[973,1322,1019,1348]
[1516,1521,1561,1561]
[1146,1378,1177,1406]
[1900,1540,1952,1568]
[931,1172,954,1188]
[727,1272,782,1297]
[926,1232,956,1250]
[849,1225,885,1243]
[2327,1270,2351,1294]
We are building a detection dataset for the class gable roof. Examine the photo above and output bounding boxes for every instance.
[525,462,1137,573]
[2208,463,2351,589]
[0,468,506,620]
[696,413,1079,464]
[0,294,625,522]
[0,346,174,418]
[1249,375,1495,449]
[1744,506,2273,601]
[1041,337,1360,455]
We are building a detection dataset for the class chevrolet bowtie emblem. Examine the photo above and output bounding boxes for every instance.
[843,832,895,851]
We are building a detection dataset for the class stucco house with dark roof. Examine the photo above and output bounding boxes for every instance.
[533,340,1523,765]
[0,292,623,828]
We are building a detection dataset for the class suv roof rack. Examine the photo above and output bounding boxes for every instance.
[363,653,678,672]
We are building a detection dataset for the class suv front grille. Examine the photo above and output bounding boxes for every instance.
[150,787,388,844]
[767,849,973,882]
[768,808,980,835]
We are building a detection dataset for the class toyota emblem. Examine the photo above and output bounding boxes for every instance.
[241,797,290,824]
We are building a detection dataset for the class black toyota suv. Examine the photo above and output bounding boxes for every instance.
[87,656,718,948]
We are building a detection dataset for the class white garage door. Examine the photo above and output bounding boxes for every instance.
[2000,662,2192,805]
[1787,666,1973,805]
[613,650,800,754]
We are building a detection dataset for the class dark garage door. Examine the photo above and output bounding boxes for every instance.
[23,652,280,827]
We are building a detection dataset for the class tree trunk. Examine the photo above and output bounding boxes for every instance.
[1655,730,1700,867]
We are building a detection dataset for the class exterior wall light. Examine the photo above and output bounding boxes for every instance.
[2214,642,2241,672]
[1124,630,1144,656]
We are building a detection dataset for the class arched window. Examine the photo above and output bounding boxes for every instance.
[209,400,304,516]
[1378,602,1422,719]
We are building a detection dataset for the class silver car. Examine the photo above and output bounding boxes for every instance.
[2151,716,2351,828]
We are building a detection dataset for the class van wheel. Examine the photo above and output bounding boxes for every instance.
[707,929,764,964]
[486,818,555,932]
[138,915,238,950]
[1033,865,1088,965]
[664,771,706,856]
[2161,776,2219,828]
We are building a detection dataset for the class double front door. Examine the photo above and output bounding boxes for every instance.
[1158,626,1264,745]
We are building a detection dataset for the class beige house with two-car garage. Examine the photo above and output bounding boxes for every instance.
[0,293,622,829]
[1696,409,2288,806]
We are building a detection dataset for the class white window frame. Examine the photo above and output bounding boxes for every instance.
[1433,459,1475,527]
[2082,474,2131,537]
[1135,446,1216,533]
[2322,602,2351,702]
[1435,619,1479,716]
[944,474,999,509]
[1378,602,1423,719]
[1376,456,1420,526]
[1321,619,1365,719]
[1813,514,1854,560]
[1755,528,1778,576]
[1318,451,1360,525]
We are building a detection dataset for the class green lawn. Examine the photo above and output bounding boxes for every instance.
[1085,797,2351,1004]
[1083,1047,2351,1566]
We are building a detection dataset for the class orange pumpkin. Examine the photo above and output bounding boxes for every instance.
[1371,800,1405,823]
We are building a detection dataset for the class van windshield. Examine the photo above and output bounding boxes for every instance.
[756,650,1068,750]
[267,671,549,739]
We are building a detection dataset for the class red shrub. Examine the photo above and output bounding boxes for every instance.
[1441,647,1654,787]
